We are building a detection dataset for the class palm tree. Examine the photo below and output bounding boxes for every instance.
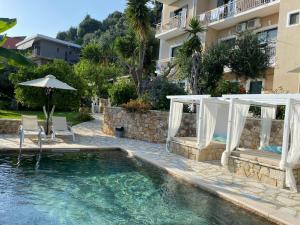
[0,18,32,69]
[176,18,206,94]
[185,18,206,94]
[125,0,151,96]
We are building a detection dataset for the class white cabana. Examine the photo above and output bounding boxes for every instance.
[221,94,300,192]
[166,95,229,160]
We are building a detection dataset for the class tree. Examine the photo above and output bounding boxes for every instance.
[75,60,121,99]
[77,15,102,39]
[175,18,206,94]
[202,43,229,94]
[57,27,78,43]
[229,31,270,80]
[81,43,102,63]
[120,0,151,96]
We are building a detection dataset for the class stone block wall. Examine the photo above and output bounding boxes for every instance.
[170,141,224,161]
[240,118,284,149]
[0,119,46,134]
[102,107,197,143]
[103,107,285,146]
[228,156,300,188]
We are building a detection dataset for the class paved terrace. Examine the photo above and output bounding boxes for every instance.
[0,115,300,225]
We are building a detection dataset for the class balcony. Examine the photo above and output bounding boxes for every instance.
[155,14,187,40]
[199,0,280,30]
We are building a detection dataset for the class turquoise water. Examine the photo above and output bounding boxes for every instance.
[0,151,273,225]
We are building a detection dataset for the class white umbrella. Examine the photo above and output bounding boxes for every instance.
[19,74,76,90]
[19,74,76,134]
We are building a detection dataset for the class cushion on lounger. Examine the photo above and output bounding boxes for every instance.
[212,134,226,143]
[262,146,282,154]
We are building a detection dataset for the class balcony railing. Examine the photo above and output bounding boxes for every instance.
[199,0,278,25]
[156,57,176,75]
[264,43,276,65]
[156,14,187,35]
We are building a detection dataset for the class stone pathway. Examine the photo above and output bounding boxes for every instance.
[0,114,300,225]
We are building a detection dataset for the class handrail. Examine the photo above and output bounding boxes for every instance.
[156,14,186,34]
[199,0,279,24]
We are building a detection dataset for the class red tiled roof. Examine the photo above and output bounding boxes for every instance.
[2,36,26,49]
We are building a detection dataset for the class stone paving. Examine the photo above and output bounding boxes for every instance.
[0,114,300,225]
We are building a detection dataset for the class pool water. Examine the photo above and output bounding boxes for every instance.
[0,150,273,225]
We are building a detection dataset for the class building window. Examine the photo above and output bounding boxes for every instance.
[170,45,181,58]
[57,48,60,53]
[170,5,188,18]
[220,37,236,48]
[288,11,300,26]
[258,28,278,45]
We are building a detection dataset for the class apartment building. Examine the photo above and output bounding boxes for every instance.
[16,34,81,65]
[155,0,300,94]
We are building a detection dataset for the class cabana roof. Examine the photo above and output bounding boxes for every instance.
[223,94,300,105]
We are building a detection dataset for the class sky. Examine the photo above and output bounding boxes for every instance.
[0,0,127,38]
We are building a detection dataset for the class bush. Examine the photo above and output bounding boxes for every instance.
[122,99,152,113]
[9,60,85,111]
[146,78,186,110]
[213,80,246,97]
[108,79,137,106]
[78,107,94,122]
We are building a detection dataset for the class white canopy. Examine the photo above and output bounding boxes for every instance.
[222,94,300,192]
[166,95,229,158]
[19,75,76,90]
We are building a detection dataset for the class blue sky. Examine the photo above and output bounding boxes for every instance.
[0,0,127,37]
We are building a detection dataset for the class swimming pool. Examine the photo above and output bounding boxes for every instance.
[0,150,273,225]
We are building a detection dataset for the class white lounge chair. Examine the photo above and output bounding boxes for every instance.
[51,116,75,141]
[19,115,45,145]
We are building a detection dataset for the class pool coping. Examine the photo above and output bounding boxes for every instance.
[0,146,297,225]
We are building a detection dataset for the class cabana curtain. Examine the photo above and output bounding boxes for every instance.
[285,102,300,192]
[221,102,250,165]
[167,102,183,141]
[259,106,276,150]
[198,101,219,148]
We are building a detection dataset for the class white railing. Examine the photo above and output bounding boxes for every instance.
[156,57,176,75]
[199,0,279,24]
[265,43,276,65]
[156,14,187,35]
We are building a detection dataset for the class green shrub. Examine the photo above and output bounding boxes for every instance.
[146,78,186,110]
[213,80,246,97]
[9,60,85,111]
[108,79,137,106]
[122,99,152,113]
[78,107,93,122]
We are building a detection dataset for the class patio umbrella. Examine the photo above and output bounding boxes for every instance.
[19,74,76,134]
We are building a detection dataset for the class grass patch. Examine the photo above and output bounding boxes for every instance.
[0,110,90,126]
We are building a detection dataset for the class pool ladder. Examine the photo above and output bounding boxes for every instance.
[17,131,43,169]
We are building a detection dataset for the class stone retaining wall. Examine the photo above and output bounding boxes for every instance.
[103,107,284,147]
[240,118,283,149]
[103,107,196,143]
[0,119,45,134]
